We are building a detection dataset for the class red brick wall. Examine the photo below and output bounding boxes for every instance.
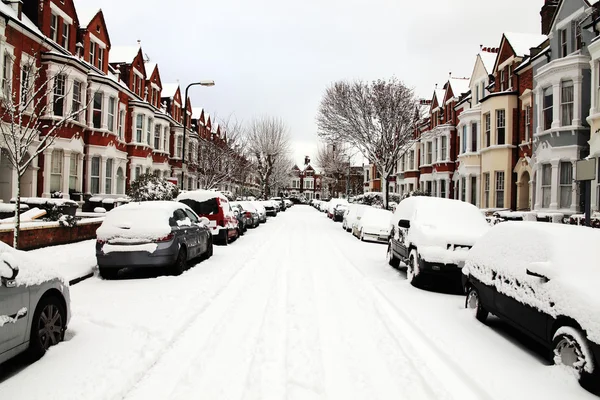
[0,221,102,250]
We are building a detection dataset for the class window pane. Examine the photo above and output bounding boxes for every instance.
[543,87,553,130]
[93,92,102,128]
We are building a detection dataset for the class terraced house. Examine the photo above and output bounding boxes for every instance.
[0,0,229,205]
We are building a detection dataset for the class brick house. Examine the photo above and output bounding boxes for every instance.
[286,158,322,200]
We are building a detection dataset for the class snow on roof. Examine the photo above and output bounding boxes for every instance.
[161,83,180,99]
[74,4,99,27]
[448,78,470,99]
[504,32,547,57]
[0,3,43,37]
[177,190,228,203]
[109,45,140,64]
[96,201,187,241]
[434,89,446,106]
[479,52,497,74]
[192,107,204,119]
[145,62,157,77]
[465,221,600,343]
[0,241,67,286]
[211,123,219,134]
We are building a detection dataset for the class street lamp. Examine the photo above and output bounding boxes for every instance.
[180,80,215,190]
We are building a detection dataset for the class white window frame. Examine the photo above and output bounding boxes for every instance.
[61,21,69,49]
[496,109,506,145]
[561,80,574,127]
[50,13,58,42]
[91,156,100,194]
[50,150,63,193]
[105,158,113,194]
[107,96,116,132]
[541,164,552,208]
[118,108,125,140]
[92,91,103,129]
[495,171,505,208]
[559,161,572,209]
[135,114,144,143]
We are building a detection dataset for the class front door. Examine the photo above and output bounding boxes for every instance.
[0,284,30,355]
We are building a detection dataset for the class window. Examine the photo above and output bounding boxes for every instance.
[461,177,466,201]
[426,181,432,195]
[134,166,142,181]
[89,42,96,65]
[576,23,582,51]
[461,125,467,153]
[441,136,447,160]
[560,29,568,57]
[98,48,104,70]
[541,164,552,208]
[53,74,66,116]
[176,136,183,158]
[425,142,431,164]
[408,150,414,170]
[163,126,169,151]
[495,171,505,208]
[20,64,31,107]
[107,97,116,132]
[432,181,437,197]
[93,92,102,128]
[471,176,477,205]
[61,22,69,49]
[496,109,505,145]
[484,173,490,208]
[91,156,100,194]
[105,159,113,194]
[154,124,161,149]
[50,150,63,192]
[50,14,58,42]
[561,80,574,126]
[2,52,11,95]
[69,155,78,191]
[72,81,82,121]
[559,161,572,209]
[471,122,478,152]
[147,117,153,146]
[440,180,446,198]
[136,114,144,142]
[500,70,505,91]
[484,113,491,147]
[525,106,531,142]
[474,84,479,104]
[543,87,553,131]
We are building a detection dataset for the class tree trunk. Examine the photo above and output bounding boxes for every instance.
[13,177,21,249]
[384,176,390,210]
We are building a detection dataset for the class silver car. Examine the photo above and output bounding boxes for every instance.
[0,244,71,365]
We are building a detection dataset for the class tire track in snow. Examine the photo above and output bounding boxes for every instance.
[327,227,495,400]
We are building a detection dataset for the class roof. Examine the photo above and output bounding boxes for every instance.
[145,63,157,76]
[192,107,204,119]
[504,32,547,57]
[479,52,497,74]
[434,89,445,107]
[109,45,140,64]
[448,77,470,99]
[161,83,180,99]
[74,4,100,27]
[0,3,43,37]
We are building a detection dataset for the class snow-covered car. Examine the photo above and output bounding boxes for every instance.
[350,205,370,235]
[327,199,348,218]
[270,197,286,211]
[261,200,278,217]
[387,197,489,287]
[354,208,392,242]
[284,199,293,208]
[96,202,213,278]
[178,190,239,245]
[333,203,349,222]
[250,201,268,223]
[0,242,71,366]
[462,222,600,391]
[343,204,367,231]
[319,201,330,213]
[236,201,261,228]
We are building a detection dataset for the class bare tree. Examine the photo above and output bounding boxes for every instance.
[0,56,90,248]
[245,116,291,198]
[270,155,294,196]
[316,77,417,207]
[316,142,351,198]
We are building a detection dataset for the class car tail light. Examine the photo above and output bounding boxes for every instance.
[155,233,174,242]
[245,211,252,218]
[96,239,106,245]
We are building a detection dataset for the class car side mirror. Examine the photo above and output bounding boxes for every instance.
[0,259,19,287]
[398,219,410,229]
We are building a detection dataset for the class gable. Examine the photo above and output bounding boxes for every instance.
[173,87,182,105]
[493,36,516,73]
[85,10,111,48]
[550,0,589,32]
[443,82,454,104]
[132,49,146,77]
[51,0,78,24]
[430,90,439,111]
[150,65,162,88]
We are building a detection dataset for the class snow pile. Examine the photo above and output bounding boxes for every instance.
[0,241,67,286]
[96,201,183,242]
[12,197,77,206]
[464,222,600,343]
[345,204,368,228]
[177,190,228,204]
[0,203,29,213]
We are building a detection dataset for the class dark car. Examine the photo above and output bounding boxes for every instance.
[237,201,260,228]
[96,201,213,279]
[333,204,349,222]
[462,222,600,392]
[262,200,278,217]
[230,204,247,236]
[270,197,286,211]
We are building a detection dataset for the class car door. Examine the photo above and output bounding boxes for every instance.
[0,283,30,356]
[172,209,194,258]
[183,208,205,256]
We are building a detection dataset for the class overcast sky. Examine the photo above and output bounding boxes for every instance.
[76,0,543,166]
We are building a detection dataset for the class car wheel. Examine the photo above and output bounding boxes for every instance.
[387,241,400,268]
[172,246,187,276]
[99,267,119,280]
[553,326,597,387]
[465,286,488,323]
[407,249,422,287]
[28,296,66,361]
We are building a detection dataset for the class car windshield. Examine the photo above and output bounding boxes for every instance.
[179,198,219,216]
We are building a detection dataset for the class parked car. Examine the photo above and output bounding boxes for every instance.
[327,199,349,219]
[250,201,268,222]
[354,208,392,242]
[237,201,260,228]
[387,196,489,287]
[261,200,278,217]
[271,197,286,211]
[230,203,248,235]
[333,203,349,222]
[96,201,213,278]
[344,204,368,232]
[319,200,330,213]
[0,243,71,365]
[350,205,370,235]
[284,199,293,209]
[462,222,600,392]
[178,190,239,245]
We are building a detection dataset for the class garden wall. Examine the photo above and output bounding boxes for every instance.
[0,218,103,250]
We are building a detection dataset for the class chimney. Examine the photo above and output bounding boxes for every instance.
[304,156,310,166]
[541,0,559,35]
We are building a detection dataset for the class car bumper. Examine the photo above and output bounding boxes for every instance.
[361,231,389,243]
[419,259,462,278]
[97,245,178,269]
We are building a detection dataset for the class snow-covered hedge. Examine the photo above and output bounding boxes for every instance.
[127,174,179,202]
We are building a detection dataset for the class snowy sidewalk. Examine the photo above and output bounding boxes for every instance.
[27,239,97,285]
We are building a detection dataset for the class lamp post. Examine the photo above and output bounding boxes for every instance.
[180,80,215,190]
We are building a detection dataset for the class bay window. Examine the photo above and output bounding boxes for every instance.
[441,136,447,160]
[461,177,466,201]
[176,136,183,158]
[69,155,78,191]
[147,117,153,146]
[461,125,467,153]
[471,122,478,152]
[484,173,490,208]
[118,109,125,140]
[484,113,491,147]
[471,176,477,205]
[20,64,31,107]
[154,124,161,149]
[440,180,446,198]
[163,126,169,151]
[426,142,432,164]
[495,171,505,208]
[72,81,82,121]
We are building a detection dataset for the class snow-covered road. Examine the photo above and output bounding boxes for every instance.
[0,206,594,399]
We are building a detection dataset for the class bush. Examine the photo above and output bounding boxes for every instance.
[400,190,429,201]
[127,174,179,202]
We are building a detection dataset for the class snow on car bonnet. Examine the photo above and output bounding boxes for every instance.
[177,190,228,203]
[0,241,67,286]
[361,208,392,226]
[96,201,186,241]
[464,222,600,343]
